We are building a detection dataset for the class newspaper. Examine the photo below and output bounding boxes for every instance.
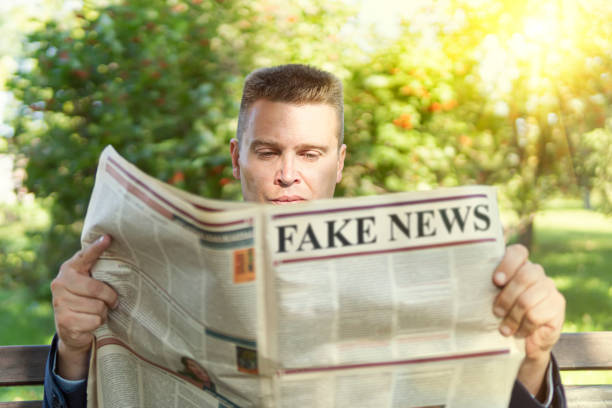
[83,146,524,408]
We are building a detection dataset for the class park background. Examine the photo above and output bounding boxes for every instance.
[0,0,611,402]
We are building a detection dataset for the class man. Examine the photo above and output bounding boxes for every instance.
[179,356,216,392]
[44,64,566,407]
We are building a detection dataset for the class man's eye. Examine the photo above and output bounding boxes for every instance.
[257,151,277,159]
[302,152,320,160]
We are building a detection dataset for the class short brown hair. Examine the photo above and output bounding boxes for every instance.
[236,64,344,146]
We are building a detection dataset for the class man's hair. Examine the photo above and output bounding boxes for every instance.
[236,64,344,146]
[181,356,194,366]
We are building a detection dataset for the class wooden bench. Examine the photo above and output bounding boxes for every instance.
[1,332,611,407]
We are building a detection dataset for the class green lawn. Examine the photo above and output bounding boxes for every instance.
[533,209,612,332]
[0,287,54,402]
[1,205,611,401]
[531,207,612,385]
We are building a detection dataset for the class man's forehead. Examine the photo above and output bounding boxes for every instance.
[243,99,339,141]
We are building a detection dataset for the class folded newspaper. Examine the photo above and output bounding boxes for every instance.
[84,146,524,408]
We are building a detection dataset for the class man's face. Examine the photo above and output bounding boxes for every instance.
[230,100,346,204]
[185,359,211,383]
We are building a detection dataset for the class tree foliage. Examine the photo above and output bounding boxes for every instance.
[5,0,353,295]
[341,0,612,246]
[4,0,612,294]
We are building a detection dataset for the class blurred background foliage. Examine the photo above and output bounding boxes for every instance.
[1,0,354,298]
[1,0,611,399]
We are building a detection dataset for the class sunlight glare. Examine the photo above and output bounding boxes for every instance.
[524,16,559,44]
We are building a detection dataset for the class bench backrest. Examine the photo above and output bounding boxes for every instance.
[552,331,612,370]
[0,345,49,408]
[1,332,611,407]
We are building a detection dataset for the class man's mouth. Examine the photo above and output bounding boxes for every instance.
[269,196,306,205]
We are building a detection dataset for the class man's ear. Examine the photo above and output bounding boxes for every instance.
[336,144,347,183]
[230,138,241,179]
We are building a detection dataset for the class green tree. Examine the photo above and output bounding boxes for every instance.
[6,0,354,296]
[578,126,612,213]
[342,0,612,247]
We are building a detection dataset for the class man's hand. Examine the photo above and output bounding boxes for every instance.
[51,234,118,380]
[492,244,565,398]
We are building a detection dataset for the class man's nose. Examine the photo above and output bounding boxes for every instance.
[275,155,300,187]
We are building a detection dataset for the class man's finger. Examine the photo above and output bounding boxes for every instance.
[69,234,112,272]
[64,273,119,309]
[493,244,529,287]
[515,289,564,340]
[57,311,104,343]
[500,277,551,336]
[494,262,544,313]
[62,291,109,321]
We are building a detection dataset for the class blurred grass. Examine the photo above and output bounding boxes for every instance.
[0,286,54,402]
[0,287,54,345]
[1,200,611,401]
[529,204,612,386]
[532,207,612,332]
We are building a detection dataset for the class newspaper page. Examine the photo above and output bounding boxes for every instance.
[83,146,523,408]
[83,147,268,407]
[264,191,523,407]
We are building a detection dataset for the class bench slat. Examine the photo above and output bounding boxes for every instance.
[553,332,612,370]
[566,385,612,407]
[0,402,42,408]
[0,346,49,386]
[0,332,610,406]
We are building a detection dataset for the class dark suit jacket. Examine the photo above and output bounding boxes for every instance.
[43,335,88,408]
[43,334,566,408]
[509,355,566,407]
